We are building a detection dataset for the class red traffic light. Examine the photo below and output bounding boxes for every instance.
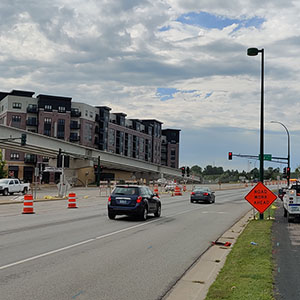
[228,152,233,160]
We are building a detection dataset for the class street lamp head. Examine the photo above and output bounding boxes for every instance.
[247,48,259,56]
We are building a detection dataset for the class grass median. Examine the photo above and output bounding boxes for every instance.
[205,206,276,300]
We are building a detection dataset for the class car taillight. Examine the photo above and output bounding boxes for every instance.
[108,196,111,203]
[136,196,142,203]
[203,192,209,196]
[191,192,195,195]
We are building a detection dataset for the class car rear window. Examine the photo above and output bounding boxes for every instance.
[112,187,139,195]
[291,185,300,193]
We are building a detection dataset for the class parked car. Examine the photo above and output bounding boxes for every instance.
[190,187,215,204]
[107,185,161,220]
[0,178,30,196]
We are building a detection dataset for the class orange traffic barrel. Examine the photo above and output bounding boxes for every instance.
[154,185,159,196]
[22,194,35,214]
[174,186,182,196]
[68,193,78,208]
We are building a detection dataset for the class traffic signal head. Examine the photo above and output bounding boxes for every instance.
[228,152,233,160]
[21,133,27,146]
[287,167,290,178]
[181,167,185,176]
[186,166,190,177]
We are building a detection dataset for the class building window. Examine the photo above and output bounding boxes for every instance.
[90,112,93,118]
[45,104,52,111]
[12,115,21,122]
[44,129,51,136]
[58,119,65,125]
[85,110,88,117]
[10,153,20,160]
[58,106,66,113]
[44,118,52,124]
[13,102,22,109]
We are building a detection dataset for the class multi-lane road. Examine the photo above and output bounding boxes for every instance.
[1,187,252,300]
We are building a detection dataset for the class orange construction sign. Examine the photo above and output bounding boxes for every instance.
[244,182,277,214]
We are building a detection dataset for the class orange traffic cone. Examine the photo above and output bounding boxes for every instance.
[22,194,35,214]
[68,193,78,208]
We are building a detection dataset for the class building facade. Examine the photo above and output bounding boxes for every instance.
[0,89,181,182]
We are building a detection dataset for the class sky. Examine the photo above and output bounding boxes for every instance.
[1,0,300,172]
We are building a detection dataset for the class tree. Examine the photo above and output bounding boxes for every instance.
[0,150,7,178]
[191,165,202,175]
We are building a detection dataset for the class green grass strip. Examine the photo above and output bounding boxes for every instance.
[205,208,275,300]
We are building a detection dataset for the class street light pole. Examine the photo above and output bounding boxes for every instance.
[270,121,290,185]
[247,47,264,220]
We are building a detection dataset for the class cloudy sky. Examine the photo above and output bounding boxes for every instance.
[1,0,300,172]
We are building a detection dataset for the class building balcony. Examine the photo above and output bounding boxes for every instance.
[71,110,81,118]
[70,123,80,130]
[27,106,38,113]
[26,119,38,126]
[70,135,80,142]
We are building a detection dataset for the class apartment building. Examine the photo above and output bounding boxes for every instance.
[0,89,180,182]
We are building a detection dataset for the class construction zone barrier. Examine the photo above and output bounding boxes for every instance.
[22,194,35,214]
[154,185,159,196]
[174,186,182,196]
[68,193,78,209]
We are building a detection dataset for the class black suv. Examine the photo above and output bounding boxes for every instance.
[107,185,161,220]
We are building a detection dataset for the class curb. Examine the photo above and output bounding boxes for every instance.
[163,209,253,300]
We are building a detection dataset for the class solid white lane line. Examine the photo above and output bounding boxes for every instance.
[0,206,214,270]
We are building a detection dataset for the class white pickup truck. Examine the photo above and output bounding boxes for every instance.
[283,181,300,222]
[0,178,30,196]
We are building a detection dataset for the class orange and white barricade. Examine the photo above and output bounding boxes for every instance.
[22,194,35,214]
[174,186,182,196]
[68,193,78,208]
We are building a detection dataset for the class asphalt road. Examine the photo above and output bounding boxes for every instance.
[0,188,252,300]
[273,200,300,300]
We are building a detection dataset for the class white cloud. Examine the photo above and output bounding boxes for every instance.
[1,0,300,170]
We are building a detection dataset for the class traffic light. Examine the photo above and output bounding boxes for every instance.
[64,155,70,168]
[57,148,62,168]
[21,133,27,146]
[287,167,290,178]
[283,167,287,178]
[186,166,190,177]
[181,166,185,177]
[228,152,233,160]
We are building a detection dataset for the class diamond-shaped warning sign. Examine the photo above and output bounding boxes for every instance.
[244,182,277,214]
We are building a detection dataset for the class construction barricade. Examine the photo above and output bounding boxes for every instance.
[174,186,182,196]
[22,194,35,214]
[68,193,78,208]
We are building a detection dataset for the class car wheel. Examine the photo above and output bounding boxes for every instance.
[154,205,161,217]
[141,206,148,221]
[190,199,193,203]
[108,212,116,220]
[3,189,8,196]
[23,187,28,194]
[284,208,287,217]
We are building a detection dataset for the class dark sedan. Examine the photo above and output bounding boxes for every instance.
[190,187,215,204]
[107,185,161,220]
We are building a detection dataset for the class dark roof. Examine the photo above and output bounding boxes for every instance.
[97,106,111,111]
[37,94,72,102]
[162,128,181,132]
[0,89,35,101]
[10,90,35,97]
[141,119,163,124]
